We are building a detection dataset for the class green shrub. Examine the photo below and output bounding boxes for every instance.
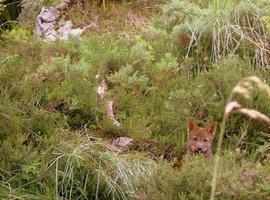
[139,153,270,200]
[159,0,203,31]
[1,2,270,198]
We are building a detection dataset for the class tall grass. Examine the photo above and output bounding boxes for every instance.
[160,0,270,68]
[0,0,21,30]
[42,131,156,199]
[210,76,270,200]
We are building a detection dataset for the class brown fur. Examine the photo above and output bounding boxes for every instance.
[187,119,217,163]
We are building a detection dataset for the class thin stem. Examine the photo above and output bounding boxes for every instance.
[210,115,227,200]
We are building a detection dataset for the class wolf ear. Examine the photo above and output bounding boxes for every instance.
[188,118,198,134]
[206,122,217,137]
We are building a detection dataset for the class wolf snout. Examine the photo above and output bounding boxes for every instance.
[195,147,204,154]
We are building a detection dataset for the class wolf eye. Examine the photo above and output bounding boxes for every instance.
[203,138,209,142]
[192,137,198,141]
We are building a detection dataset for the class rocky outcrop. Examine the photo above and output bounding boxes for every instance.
[35,0,89,42]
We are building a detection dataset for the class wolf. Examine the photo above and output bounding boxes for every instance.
[187,119,217,163]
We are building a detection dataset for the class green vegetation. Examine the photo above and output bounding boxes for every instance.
[0,0,270,199]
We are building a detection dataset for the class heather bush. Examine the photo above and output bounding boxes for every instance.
[0,1,270,199]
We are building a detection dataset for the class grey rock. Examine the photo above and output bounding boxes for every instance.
[107,137,134,153]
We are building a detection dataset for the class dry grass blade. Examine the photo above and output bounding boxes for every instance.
[224,101,270,124]
[234,107,270,124]
[210,76,270,200]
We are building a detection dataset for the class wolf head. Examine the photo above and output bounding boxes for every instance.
[187,119,216,155]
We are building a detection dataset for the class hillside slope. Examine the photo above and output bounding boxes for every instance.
[0,0,270,199]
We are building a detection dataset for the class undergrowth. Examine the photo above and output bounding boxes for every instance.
[0,0,270,199]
